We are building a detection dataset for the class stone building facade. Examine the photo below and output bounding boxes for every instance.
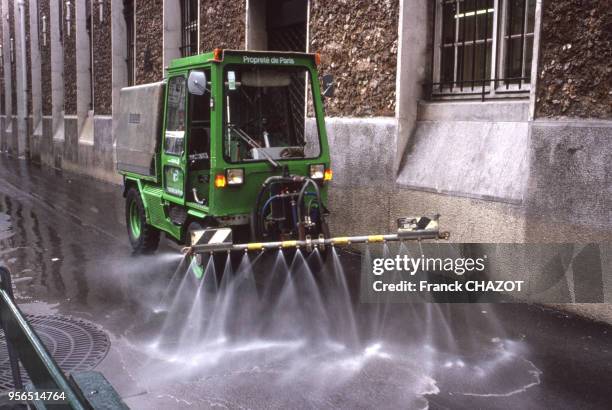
[92,0,111,114]
[39,0,52,116]
[135,0,163,85]
[536,0,610,118]
[200,0,245,51]
[0,1,610,318]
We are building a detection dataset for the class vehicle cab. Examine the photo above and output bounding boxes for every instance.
[118,49,333,252]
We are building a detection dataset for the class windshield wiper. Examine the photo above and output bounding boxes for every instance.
[227,124,281,169]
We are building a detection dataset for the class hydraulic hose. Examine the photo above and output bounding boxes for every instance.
[297,178,323,229]
[261,193,300,216]
[252,175,305,240]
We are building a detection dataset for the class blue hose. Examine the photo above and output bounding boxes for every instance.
[261,192,317,215]
[260,191,320,233]
[292,201,298,230]
[261,195,281,215]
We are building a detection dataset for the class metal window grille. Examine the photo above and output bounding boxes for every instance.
[180,0,198,57]
[124,0,135,86]
[427,0,536,101]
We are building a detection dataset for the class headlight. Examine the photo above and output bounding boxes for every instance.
[226,168,244,185]
[309,164,325,179]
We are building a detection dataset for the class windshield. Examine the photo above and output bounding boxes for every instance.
[223,65,321,163]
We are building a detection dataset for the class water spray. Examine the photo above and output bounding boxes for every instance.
[182,215,450,256]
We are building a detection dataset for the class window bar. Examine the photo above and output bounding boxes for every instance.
[183,2,187,56]
[431,0,438,96]
[87,2,93,111]
[460,0,467,91]
[471,0,477,90]
[492,0,498,91]
[505,0,513,89]
[518,0,526,89]
[482,0,489,101]
[190,1,195,55]
[187,1,190,56]
[452,0,458,92]
[181,0,188,57]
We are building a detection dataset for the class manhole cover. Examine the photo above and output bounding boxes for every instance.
[0,314,110,392]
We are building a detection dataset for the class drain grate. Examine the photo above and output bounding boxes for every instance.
[0,314,110,392]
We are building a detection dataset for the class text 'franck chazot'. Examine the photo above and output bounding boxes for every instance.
[373,280,525,293]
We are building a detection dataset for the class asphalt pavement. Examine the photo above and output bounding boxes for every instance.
[0,156,611,410]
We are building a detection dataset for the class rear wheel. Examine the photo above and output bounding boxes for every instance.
[126,188,160,253]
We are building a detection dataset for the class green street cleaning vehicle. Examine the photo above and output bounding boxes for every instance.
[117,49,334,253]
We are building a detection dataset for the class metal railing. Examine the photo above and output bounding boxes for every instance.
[0,266,128,409]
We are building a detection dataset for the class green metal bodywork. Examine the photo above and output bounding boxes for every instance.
[119,50,331,242]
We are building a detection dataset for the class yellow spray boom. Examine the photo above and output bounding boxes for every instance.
[183,216,450,255]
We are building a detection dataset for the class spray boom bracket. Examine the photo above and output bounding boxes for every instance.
[396,215,449,240]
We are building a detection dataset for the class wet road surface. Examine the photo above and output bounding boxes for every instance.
[0,156,611,409]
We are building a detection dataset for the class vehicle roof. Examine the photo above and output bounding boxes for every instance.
[166,49,318,72]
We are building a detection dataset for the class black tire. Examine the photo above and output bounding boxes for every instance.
[126,188,160,254]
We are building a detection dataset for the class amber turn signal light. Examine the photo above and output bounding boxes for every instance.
[212,48,223,62]
[214,173,227,188]
[324,168,333,181]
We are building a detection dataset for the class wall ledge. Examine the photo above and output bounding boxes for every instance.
[532,119,612,128]
[418,100,529,123]
[323,116,397,124]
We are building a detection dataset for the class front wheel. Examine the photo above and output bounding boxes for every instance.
[126,188,160,253]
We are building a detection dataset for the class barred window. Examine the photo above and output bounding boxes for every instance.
[180,0,198,57]
[429,0,536,100]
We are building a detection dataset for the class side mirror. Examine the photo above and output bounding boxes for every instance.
[321,74,334,98]
[188,70,207,95]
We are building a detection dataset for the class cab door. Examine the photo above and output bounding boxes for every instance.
[162,75,188,205]
[186,68,212,207]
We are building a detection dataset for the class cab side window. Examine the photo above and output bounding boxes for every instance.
[188,69,211,169]
[165,76,187,155]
